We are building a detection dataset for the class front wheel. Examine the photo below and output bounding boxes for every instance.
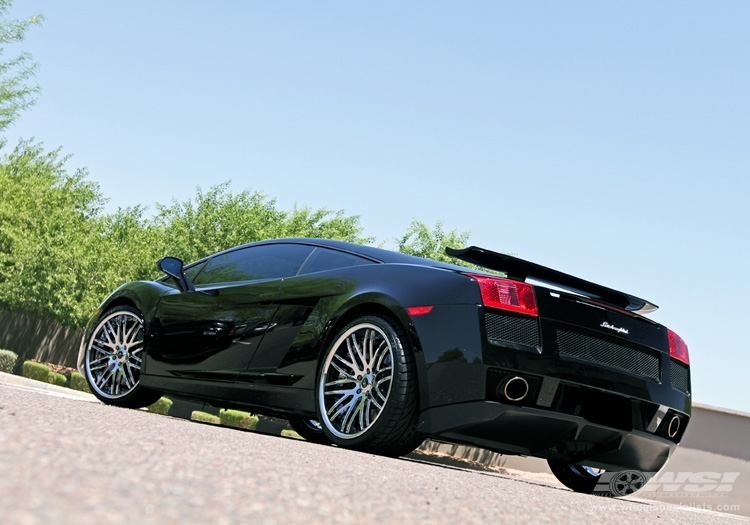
[316,315,422,456]
[83,305,163,408]
[547,459,648,497]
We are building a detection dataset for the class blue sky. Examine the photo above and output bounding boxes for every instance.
[5,2,749,412]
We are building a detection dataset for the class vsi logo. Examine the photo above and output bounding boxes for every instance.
[594,471,741,496]
[641,472,741,493]
[600,321,629,335]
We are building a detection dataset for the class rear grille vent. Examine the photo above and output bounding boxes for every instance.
[556,330,660,381]
[670,359,690,393]
[485,312,539,347]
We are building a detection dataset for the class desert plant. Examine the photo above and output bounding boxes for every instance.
[191,411,221,425]
[22,361,50,382]
[219,409,258,430]
[0,349,18,373]
[69,371,91,393]
[146,397,173,415]
[46,371,67,387]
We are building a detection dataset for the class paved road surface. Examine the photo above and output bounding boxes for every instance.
[0,384,745,524]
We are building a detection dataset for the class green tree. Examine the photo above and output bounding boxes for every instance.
[0,1,43,138]
[152,183,286,263]
[153,182,372,264]
[278,205,371,244]
[1,167,376,327]
[1,141,490,329]
[100,204,165,282]
[0,141,109,325]
[396,219,471,263]
[396,219,509,273]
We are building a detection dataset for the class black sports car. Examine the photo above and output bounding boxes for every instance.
[78,238,691,497]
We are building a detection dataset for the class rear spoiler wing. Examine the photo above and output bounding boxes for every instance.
[446,245,658,314]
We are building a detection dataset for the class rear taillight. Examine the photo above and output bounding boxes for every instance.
[467,274,538,317]
[668,328,689,365]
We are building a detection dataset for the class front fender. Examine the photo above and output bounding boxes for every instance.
[76,281,173,375]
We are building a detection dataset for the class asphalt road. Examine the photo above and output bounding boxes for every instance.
[1,384,745,525]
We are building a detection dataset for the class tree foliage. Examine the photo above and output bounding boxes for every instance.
[396,219,471,264]
[0,0,43,138]
[0,141,109,325]
[0,142,489,328]
[395,219,505,274]
[152,183,372,264]
[0,144,374,326]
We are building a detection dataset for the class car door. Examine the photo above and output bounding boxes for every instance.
[243,247,375,384]
[146,243,315,382]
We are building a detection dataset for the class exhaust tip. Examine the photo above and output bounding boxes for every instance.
[667,415,681,438]
[501,376,530,402]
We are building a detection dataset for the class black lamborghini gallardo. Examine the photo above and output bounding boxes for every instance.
[78,238,690,497]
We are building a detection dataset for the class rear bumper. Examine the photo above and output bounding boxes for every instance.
[409,303,691,472]
[418,400,678,472]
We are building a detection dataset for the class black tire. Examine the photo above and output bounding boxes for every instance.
[83,305,163,408]
[316,315,423,456]
[547,460,602,494]
[287,416,331,445]
[383,425,426,457]
[547,460,648,497]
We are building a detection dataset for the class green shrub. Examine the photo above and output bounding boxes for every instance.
[146,397,173,415]
[70,371,91,393]
[219,409,258,430]
[22,361,50,382]
[0,349,18,373]
[47,371,67,387]
[191,411,221,425]
[281,429,303,440]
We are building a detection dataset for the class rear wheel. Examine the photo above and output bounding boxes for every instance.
[316,315,422,456]
[84,305,163,408]
[547,460,648,497]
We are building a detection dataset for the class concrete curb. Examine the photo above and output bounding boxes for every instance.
[0,371,97,402]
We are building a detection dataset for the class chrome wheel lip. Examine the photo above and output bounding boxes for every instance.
[318,322,394,440]
[84,310,144,400]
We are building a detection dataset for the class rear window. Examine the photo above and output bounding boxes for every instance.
[299,247,373,275]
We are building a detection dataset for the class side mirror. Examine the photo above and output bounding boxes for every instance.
[157,256,195,292]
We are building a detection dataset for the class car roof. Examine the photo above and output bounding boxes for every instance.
[222,238,472,273]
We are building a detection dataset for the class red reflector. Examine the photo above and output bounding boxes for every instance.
[467,274,538,317]
[668,328,689,365]
[406,306,434,316]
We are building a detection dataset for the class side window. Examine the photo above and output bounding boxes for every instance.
[194,244,315,285]
[299,247,374,275]
[184,260,207,282]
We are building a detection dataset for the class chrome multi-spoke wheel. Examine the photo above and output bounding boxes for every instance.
[84,306,162,407]
[316,315,422,456]
[319,322,394,439]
